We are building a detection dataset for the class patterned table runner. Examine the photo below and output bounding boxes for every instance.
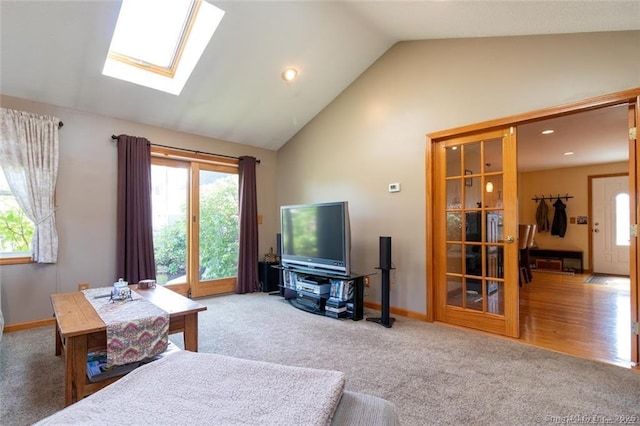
[83,287,169,367]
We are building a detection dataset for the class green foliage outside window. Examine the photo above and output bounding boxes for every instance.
[153,174,239,283]
[198,176,239,280]
[154,218,187,280]
[0,204,34,253]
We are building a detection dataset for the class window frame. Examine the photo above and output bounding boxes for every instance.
[107,0,202,79]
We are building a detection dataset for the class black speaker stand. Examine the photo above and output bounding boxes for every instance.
[366,267,395,328]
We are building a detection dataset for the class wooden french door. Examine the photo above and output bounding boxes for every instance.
[433,127,520,337]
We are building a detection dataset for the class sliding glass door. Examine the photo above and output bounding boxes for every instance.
[151,151,239,297]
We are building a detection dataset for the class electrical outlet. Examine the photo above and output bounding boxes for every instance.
[78,282,89,291]
[363,276,370,287]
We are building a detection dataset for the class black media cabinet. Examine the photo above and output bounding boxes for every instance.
[258,261,280,292]
[276,266,365,321]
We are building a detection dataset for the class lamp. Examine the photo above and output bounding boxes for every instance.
[485,181,494,193]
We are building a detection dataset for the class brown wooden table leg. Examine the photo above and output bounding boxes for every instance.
[183,313,199,352]
[55,322,62,356]
[64,336,75,405]
[66,334,88,406]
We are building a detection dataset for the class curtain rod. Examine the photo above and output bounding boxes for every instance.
[110,135,260,163]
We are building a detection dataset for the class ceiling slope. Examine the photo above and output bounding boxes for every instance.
[1,1,638,150]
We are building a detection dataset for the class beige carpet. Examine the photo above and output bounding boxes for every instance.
[2,293,640,425]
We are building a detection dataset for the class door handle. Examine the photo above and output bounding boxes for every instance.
[504,235,515,243]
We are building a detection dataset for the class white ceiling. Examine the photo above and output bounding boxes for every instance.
[1,0,639,161]
[518,105,630,172]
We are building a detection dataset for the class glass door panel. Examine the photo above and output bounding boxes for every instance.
[446,243,463,274]
[447,179,463,208]
[151,161,189,286]
[446,146,462,177]
[198,169,239,281]
[487,282,504,315]
[484,175,504,208]
[463,143,481,180]
[446,276,463,308]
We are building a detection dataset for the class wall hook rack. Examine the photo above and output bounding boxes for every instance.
[532,193,573,202]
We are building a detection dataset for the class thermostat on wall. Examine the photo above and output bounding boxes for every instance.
[388,183,401,193]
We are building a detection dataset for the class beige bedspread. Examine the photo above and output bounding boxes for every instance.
[36,351,346,425]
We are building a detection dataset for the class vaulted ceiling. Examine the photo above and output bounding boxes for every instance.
[1,1,639,156]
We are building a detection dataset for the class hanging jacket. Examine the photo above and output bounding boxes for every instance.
[551,198,567,237]
[535,199,550,232]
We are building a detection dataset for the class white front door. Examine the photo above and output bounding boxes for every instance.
[592,175,630,275]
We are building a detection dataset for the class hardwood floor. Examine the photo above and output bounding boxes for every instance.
[519,270,632,368]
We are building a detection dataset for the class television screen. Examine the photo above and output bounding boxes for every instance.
[280,201,351,276]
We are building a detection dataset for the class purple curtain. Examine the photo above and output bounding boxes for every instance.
[116,135,156,284]
[236,156,258,293]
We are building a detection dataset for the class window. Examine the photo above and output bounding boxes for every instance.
[0,167,34,264]
[151,148,238,297]
[615,193,630,247]
[103,0,225,95]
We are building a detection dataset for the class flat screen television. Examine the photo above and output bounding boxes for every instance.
[280,201,351,276]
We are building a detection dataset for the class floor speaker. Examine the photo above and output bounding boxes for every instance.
[367,236,395,328]
[276,233,284,296]
[379,236,391,269]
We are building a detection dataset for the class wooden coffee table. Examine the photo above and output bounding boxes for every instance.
[51,284,207,406]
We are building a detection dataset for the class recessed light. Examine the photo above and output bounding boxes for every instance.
[281,68,298,82]
[564,151,574,156]
[541,129,554,135]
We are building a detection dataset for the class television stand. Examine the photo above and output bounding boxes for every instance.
[276,266,366,321]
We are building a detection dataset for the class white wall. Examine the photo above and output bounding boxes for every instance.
[0,95,279,325]
[277,31,640,315]
[3,31,639,324]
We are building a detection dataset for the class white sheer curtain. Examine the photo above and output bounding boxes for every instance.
[0,108,60,263]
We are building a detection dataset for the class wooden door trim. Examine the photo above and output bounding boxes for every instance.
[428,88,640,141]
[425,88,640,343]
[425,136,435,322]
[630,97,639,365]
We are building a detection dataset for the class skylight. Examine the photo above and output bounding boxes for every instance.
[103,0,224,95]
